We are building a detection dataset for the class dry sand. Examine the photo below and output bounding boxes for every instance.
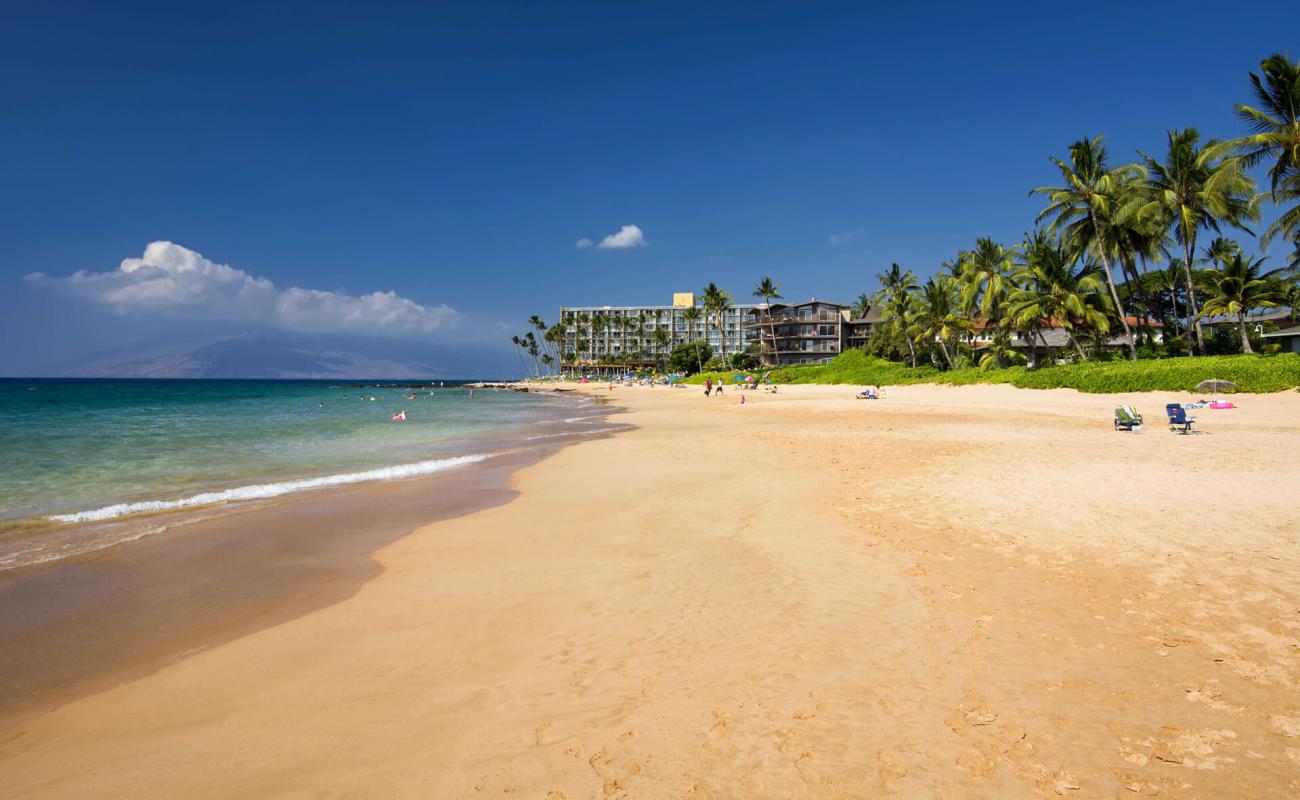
[2,383,1299,798]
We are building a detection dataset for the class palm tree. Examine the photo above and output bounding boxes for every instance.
[912,276,969,369]
[1218,52,1300,247]
[1033,137,1139,361]
[1108,179,1170,344]
[872,263,920,367]
[652,328,671,371]
[1202,236,1243,267]
[528,315,549,362]
[1199,253,1287,354]
[959,238,1018,328]
[1006,241,1111,361]
[590,313,606,364]
[524,332,541,378]
[978,332,1028,370]
[545,323,566,374]
[1288,231,1300,279]
[1134,128,1259,355]
[679,305,704,374]
[700,282,732,369]
[752,277,783,367]
[1283,281,1300,323]
[1155,260,1188,347]
[509,335,529,377]
[851,293,872,319]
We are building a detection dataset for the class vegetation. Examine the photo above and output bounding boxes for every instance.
[686,349,1300,394]
[667,341,712,374]
[522,53,1299,383]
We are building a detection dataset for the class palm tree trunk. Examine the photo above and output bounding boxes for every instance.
[905,335,916,368]
[1180,236,1206,356]
[1123,252,1155,344]
[1068,330,1088,361]
[759,306,769,369]
[716,315,728,370]
[1166,284,1181,344]
[513,344,528,377]
[937,338,955,370]
[1238,314,1254,354]
[1088,208,1137,361]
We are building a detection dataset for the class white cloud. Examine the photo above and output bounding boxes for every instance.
[595,224,646,249]
[828,230,859,246]
[27,241,459,337]
[575,237,594,249]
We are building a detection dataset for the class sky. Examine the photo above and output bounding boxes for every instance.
[1,0,1295,376]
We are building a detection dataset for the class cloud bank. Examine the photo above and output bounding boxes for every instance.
[575,224,646,250]
[828,230,859,246]
[27,241,459,337]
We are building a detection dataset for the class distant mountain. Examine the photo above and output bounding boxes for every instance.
[64,333,485,379]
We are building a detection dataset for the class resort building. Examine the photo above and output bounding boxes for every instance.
[559,293,758,368]
[746,300,853,366]
[1205,309,1299,353]
[844,307,882,351]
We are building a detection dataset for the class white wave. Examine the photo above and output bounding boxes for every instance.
[47,453,492,524]
[526,425,630,441]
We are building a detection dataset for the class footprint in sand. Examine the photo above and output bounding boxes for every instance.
[535,722,554,745]
[876,750,908,781]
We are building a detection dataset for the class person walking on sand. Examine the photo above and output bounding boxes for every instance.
[704,378,712,397]
[714,382,724,397]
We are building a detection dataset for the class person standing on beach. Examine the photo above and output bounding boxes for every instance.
[704,379,712,397]
[715,382,723,397]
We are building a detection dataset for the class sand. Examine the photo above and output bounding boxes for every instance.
[2,383,1299,798]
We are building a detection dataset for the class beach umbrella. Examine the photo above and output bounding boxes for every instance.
[1195,378,1236,394]
[745,376,755,383]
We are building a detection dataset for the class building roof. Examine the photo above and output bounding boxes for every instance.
[1261,321,1300,338]
[846,307,883,324]
[757,298,847,310]
[563,303,758,312]
[969,315,1163,330]
[1202,308,1295,326]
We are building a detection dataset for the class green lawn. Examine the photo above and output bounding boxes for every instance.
[684,350,1300,393]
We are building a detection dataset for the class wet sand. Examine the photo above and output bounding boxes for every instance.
[0,442,577,726]
[2,383,1299,798]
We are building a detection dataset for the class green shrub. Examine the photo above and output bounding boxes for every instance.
[682,350,1300,393]
[667,342,712,374]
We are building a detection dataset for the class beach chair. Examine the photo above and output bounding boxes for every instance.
[1113,405,1142,431]
[1165,403,1195,434]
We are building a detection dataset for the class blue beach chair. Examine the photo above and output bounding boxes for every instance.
[1165,403,1195,434]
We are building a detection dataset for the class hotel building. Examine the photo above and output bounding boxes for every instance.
[746,300,880,366]
[560,292,883,370]
[560,293,757,367]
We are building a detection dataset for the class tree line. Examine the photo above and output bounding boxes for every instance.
[514,53,1300,376]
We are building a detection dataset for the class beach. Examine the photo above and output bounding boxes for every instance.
[3,382,1299,797]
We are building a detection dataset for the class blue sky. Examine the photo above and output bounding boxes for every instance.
[1,1,1295,375]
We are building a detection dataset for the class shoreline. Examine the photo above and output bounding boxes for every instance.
[3,382,1299,796]
[0,395,622,726]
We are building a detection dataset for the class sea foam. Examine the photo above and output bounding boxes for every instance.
[48,453,492,524]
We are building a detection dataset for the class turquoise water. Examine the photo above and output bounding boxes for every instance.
[0,379,612,569]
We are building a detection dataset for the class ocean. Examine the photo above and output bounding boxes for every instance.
[0,379,615,571]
